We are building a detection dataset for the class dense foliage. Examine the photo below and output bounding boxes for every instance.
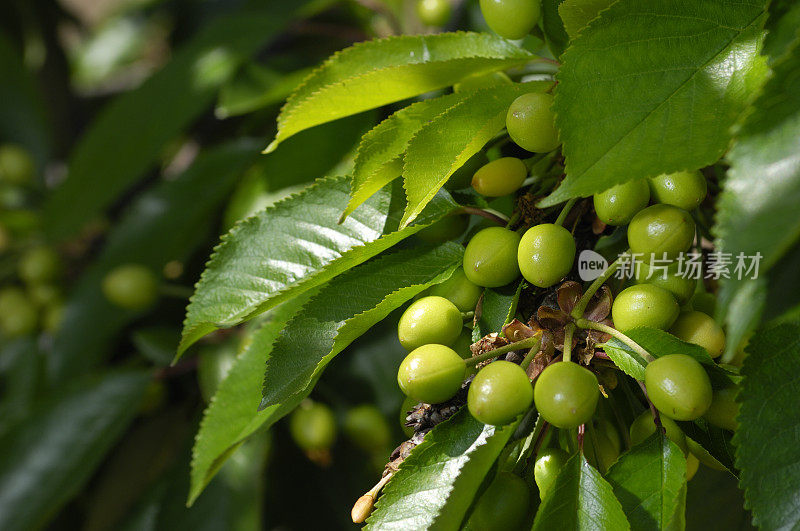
[1,0,799,529]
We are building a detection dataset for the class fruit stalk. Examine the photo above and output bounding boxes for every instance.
[575,318,655,364]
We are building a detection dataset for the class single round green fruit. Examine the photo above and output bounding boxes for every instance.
[464,471,530,531]
[468,360,533,425]
[534,361,599,429]
[479,0,541,39]
[0,144,35,185]
[669,310,725,358]
[344,404,392,452]
[506,92,560,153]
[686,453,700,481]
[517,223,576,288]
[397,295,462,351]
[534,448,569,500]
[627,204,696,261]
[463,227,521,287]
[446,152,489,190]
[691,291,717,317]
[397,344,466,404]
[102,264,158,311]
[0,287,38,337]
[704,387,739,432]
[648,170,707,211]
[197,342,238,403]
[454,71,512,93]
[18,246,62,285]
[428,268,482,312]
[645,354,712,421]
[471,157,527,197]
[634,261,696,305]
[629,410,688,455]
[611,284,680,332]
[289,401,337,452]
[416,215,468,243]
[593,180,650,226]
[416,0,452,26]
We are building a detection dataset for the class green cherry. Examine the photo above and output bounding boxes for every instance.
[102,264,159,311]
[534,448,569,500]
[645,354,712,421]
[464,471,530,531]
[627,204,696,261]
[611,284,680,332]
[0,144,35,185]
[534,361,599,429]
[669,310,726,359]
[648,170,707,211]
[416,0,452,26]
[428,269,482,312]
[506,93,560,153]
[18,246,62,285]
[517,223,576,288]
[633,261,697,305]
[479,0,541,39]
[397,344,466,404]
[0,287,38,337]
[471,157,527,197]
[397,295,462,351]
[629,410,688,454]
[463,227,521,287]
[704,387,739,432]
[446,152,489,190]
[289,400,337,451]
[593,179,650,226]
[468,360,533,425]
[344,404,392,452]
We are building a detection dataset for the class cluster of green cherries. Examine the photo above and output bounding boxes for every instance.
[416,0,546,45]
[0,143,168,343]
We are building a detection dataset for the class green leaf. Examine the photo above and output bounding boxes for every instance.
[678,419,736,473]
[715,42,800,357]
[343,92,466,220]
[266,32,534,152]
[532,454,630,530]
[178,176,459,356]
[686,467,754,530]
[762,0,800,62]
[558,0,615,39]
[540,0,570,57]
[189,294,311,505]
[600,327,734,388]
[606,433,687,530]
[402,82,551,225]
[473,281,523,341]
[542,0,767,206]
[365,409,517,530]
[43,3,305,240]
[0,371,149,530]
[735,320,800,530]
[261,242,464,408]
[0,338,40,436]
[48,141,258,382]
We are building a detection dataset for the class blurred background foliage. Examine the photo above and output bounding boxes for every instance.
[0,0,746,529]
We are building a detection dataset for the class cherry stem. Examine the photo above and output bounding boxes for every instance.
[466,334,543,366]
[570,253,626,320]
[505,210,522,229]
[562,323,576,363]
[520,346,538,370]
[554,198,578,227]
[459,206,508,226]
[575,318,655,364]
